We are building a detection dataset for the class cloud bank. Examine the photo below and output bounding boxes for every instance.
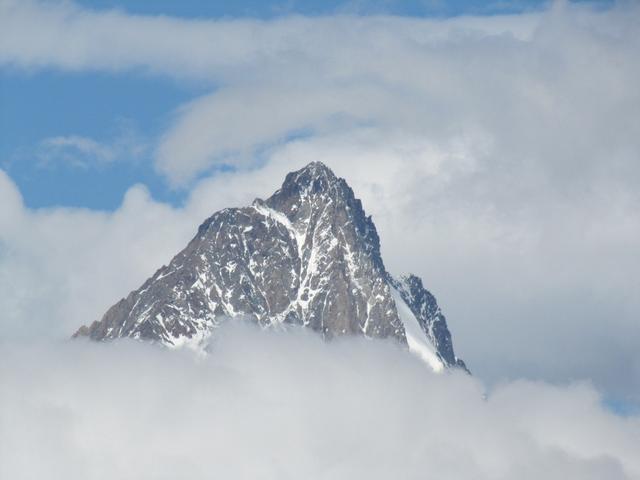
[1,324,639,480]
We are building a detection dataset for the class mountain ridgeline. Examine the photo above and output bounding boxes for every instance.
[74,162,467,372]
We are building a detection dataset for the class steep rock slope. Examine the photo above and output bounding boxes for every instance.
[74,162,466,371]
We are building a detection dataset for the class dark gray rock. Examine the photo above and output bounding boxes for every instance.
[74,162,466,371]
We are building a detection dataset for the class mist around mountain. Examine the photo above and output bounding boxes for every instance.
[3,322,640,480]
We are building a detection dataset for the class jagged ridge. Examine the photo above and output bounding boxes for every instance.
[74,162,466,372]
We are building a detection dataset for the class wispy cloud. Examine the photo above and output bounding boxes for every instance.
[38,135,116,168]
[34,120,148,169]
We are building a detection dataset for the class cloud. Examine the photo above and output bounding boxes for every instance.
[152,2,640,186]
[0,170,197,341]
[1,324,639,480]
[33,120,148,169]
[0,0,639,404]
[0,0,539,78]
[3,1,637,186]
[1,147,639,405]
[38,135,116,167]
[0,0,544,186]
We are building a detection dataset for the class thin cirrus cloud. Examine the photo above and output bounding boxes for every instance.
[37,135,116,168]
[35,126,148,170]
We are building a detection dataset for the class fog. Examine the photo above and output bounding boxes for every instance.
[1,323,638,480]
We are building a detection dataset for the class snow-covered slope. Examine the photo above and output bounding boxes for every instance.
[74,162,467,372]
[390,286,444,372]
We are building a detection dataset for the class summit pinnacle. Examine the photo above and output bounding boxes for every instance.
[74,162,467,372]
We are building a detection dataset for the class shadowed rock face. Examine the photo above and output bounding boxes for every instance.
[74,162,466,371]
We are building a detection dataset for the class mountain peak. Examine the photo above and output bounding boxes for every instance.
[263,161,384,273]
[74,163,466,373]
[293,161,337,182]
[270,161,342,204]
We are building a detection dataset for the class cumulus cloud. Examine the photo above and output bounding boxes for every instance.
[0,169,197,341]
[0,324,639,480]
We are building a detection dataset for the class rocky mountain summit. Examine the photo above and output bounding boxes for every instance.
[74,162,467,372]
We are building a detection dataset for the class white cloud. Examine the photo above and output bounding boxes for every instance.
[0,169,196,341]
[0,324,638,479]
[2,1,637,186]
[151,3,640,187]
[34,121,148,169]
[0,1,540,78]
[38,135,116,167]
[0,0,639,404]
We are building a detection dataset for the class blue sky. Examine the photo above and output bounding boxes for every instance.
[76,0,556,19]
[0,69,199,208]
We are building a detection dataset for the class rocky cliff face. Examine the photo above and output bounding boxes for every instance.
[74,162,467,372]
